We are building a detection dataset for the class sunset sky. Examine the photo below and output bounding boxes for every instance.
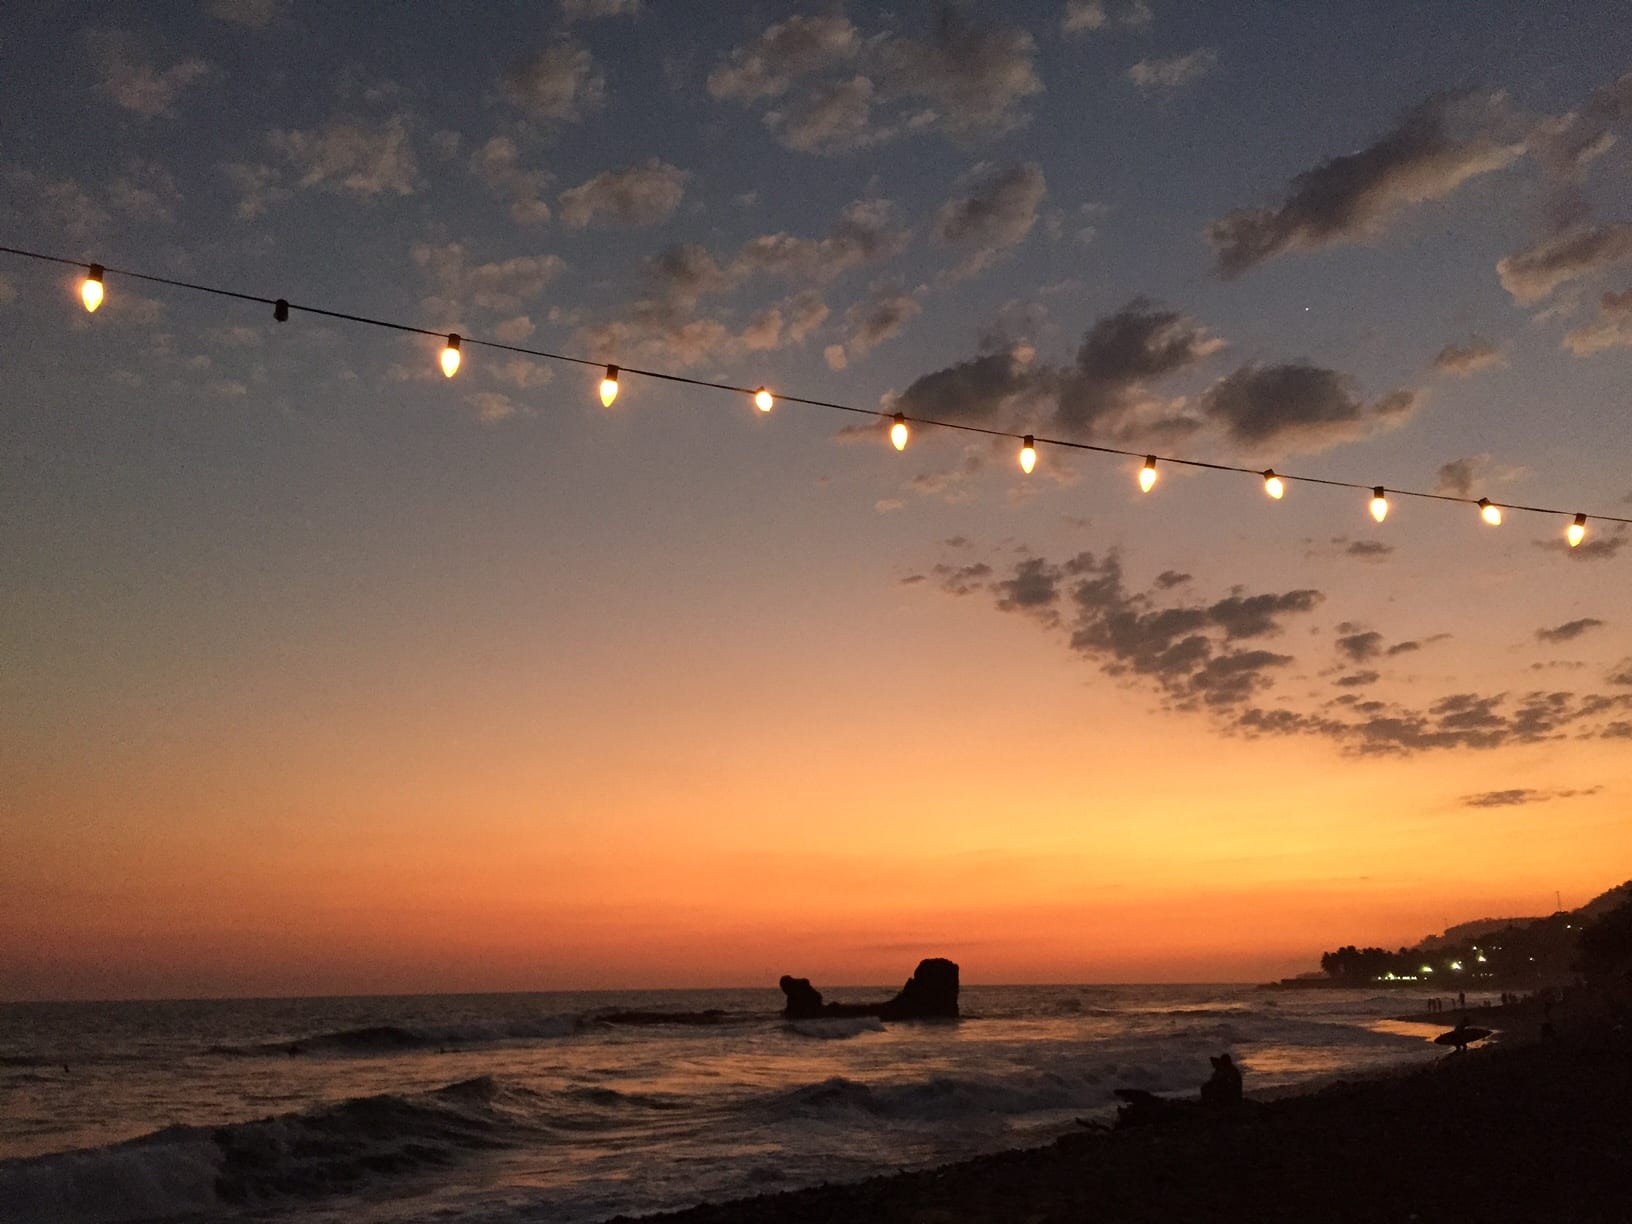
[3,1,1630,1001]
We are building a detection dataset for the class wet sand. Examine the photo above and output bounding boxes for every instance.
[610,1004,1631,1223]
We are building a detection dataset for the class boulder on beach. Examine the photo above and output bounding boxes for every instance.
[779,958,959,1021]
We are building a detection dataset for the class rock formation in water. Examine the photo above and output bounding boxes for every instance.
[779,958,959,1020]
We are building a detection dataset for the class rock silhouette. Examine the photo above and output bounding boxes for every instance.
[779,958,960,1020]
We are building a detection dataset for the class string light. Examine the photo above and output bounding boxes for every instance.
[600,365,620,407]
[1478,498,1502,526]
[81,264,104,313]
[4,242,1627,550]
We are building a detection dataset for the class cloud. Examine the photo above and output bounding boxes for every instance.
[572,288,826,369]
[1208,91,1522,276]
[1062,1,1153,34]
[1534,527,1629,562]
[270,114,418,197]
[767,76,884,155]
[1337,630,1384,662]
[1345,540,1394,561]
[937,549,1318,710]
[1055,300,1224,436]
[881,11,1043,140]
[559,159,689,228]
[932,561,993,596]
[469,136,552,224]
[708,11,1040,153]
[1563,287,1632,355]
[933,162,1048,277]
[412,242,565,315]
[108,160,182,224]
[1199,364,1417,457]
[503,43,606,121]
[1433,339,1507,376]
[733,197,911,284]
[572,200,882,368]
[1497,224,1632,303]
[1536,618,1605,644]
[828,280,922,368]
[559,0,640,20]
[707,14,860,102]
[86,30,212,119]
[2,169,110,242]
[207,0,285,26]
[1462,786,1601,808]
[493,315,535,343]
[892,347,1038,425]
[1127,49,1215,93]
[466,391,520,423]
[1529,70,1632,223]
[1435,457,1479,497]
[221,162,291,219]
[886,299,1225,445]
[933,549,1629,756]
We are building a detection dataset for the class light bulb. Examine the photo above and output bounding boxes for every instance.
[81,264,104,313]
[441,333,461,378]
[1370,487,1389,523]
[1138,456,1158,493]
[600,365,619,407]
[1478,497,1502,526]
[890,413,909,451]
[754,386,774,413]
[1263,470,1284,500]
[1567,513,1587,548]
[1019,435,1036,475]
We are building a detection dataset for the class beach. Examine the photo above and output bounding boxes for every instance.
[617,1000,1632,1224]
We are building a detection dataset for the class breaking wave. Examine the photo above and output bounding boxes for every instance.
[0,1076,536,1223]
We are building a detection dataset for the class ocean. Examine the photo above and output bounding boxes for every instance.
[0,984,1468,1223]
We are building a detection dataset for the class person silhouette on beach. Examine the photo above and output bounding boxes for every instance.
[1200,1053,1242,1112]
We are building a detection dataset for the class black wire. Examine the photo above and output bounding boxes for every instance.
[4,242,1629,528]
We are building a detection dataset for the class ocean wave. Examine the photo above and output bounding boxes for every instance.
[786,1017,886,1039]
[769,1068,1119,1122]
[0,1076,537,1223]
[212,1013,589,1057]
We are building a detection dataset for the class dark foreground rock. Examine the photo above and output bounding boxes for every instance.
[607,1017,1632,1223]
[779,958,959,1021]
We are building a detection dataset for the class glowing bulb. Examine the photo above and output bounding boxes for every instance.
[1138,456,1158,493]
[754,386,774,413]
[1567,514,1586,548]
[1263,469,1284,500]
[600,365,619,407]
[890,413,909,451]
[1478,497,1502,526]
[81,264,104,313]
[440,333,461,378]
[1370,487,1389,523]
[1019,435,1037,475]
